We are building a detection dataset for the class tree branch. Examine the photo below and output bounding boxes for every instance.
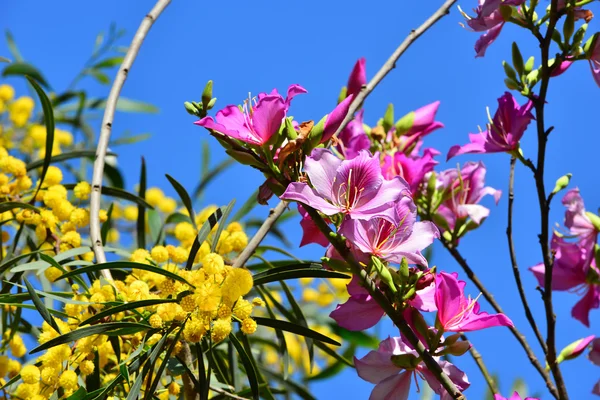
[462,334,498,395]
[330,0,459,139]
[440,239,559,398]
[532,0,569,397]
[232,200,288,268]
[303,205,465,399]
[89,0,172,281]
[507,156,548,353]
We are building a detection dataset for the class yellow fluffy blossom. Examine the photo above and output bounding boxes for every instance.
[174,221,196,243]
[158,197,177,213]
[168,381,181,396]
[73,181,91,200]
[44,166,63,186]
[0,84,15,102]
[151,245,169,263]
[149,314,163,328]
[145,187,164,206]
[211,318,232,343]
[9,96,34,127]
[202,253,224,275]
[123,205,138,221]
[58,369,78,391]
[241,318,257,335]
[20,365,40,384]
[44,266,63,283]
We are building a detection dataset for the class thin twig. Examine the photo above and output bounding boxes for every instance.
[532,0,569,397]
[330,0,458,139]
[209,386,250,400]
[507,157,548,353]
[181,342,199,400]
[232,200,288,268]
[89,0,172,282]
[440,239,559,399]
[462,334,497,395]
[303,205,465,399]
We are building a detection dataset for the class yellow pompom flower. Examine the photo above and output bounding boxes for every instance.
[180,295,197,313]
[56,128,73,146]
[211,319,232,343]
[7,359,20,378]
[130,249,151,264]
[168,381,181,395]
[151,245,169,263]
[226,222,243,233]
[44,266,63,283]
[233,298,253,320]
[149,314,163,329]
[252,297,265,307]
[58,369,78,390]
[53,200,75,221]
[44,166,63,186]
[78,360,94,376]
[302,288,319,302]
[73,181,91,200]
[9,334,26,357]
[158,197,177,214]
[174,222,196,242]
[145,187,164,206]
[123,205,139,221]
[170,246,188,263]
[228,231,248,252]
[9,96,34,127]
[202,253,224,275]
[0,84,15,102]
[241,318,257,335]
[183,318,206,343]
[20,365,40,384]
[107,228,120,243]
[41,366,58,385]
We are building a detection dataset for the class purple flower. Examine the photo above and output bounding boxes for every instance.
[320,94,355,143]
[195,84,307,146]
[530,234,600,327]
[355,336,470,400]
[435,271,514,332]
[462,0,526,57]
[447,92,534,159]
[336,109,371,159]
[494,392,539,400]
[280,149,410,221]
[330,276,385,331]
[382,148,439,193]
[562,188,598,250]
[347,58,367,98]
[589,337,600,366]
[297,204,330,247]
[339,196,439,266]
[396,102,444,153]
[435,162,501,231]
[589,34,600,87]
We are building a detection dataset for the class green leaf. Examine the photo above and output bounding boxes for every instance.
[147,208,162,246]
[103,162,124,189]
[109,132,151,146]
[92,56,124,69]
[66,387,87,400]
[252,265,348,286]
[24,277,61,333]
[280,281,314,370]
[101,203,114,245]
[144,323,185,400]
[0,56,10,63]
[5,30,23,62]
[165,212,192,224]
[85,69,110,85]
[211,199,236,252]
[62,184,152,209]
[113,97,159,113]
[30,322,152,354]
[166,174,196,227]
[26,151,116,171]
[57,261,194,287]
[197,205,225,246]
[137,157,147,249]
[26,76,55,199]
[3,62,50,88]
[254,317,340,346]
[228,333,259,400]
[231,190,259,222]
[331,324,380,348]
[79,298,178,326]
[0,201,40,214]
[193,158,236,199]
[256,286,289,380]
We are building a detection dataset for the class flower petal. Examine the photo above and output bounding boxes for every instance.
[330,294,385,331]
[280,182,341,215]
[250,95,286,144]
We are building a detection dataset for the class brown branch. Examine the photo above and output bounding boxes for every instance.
[532,0,569,397]
[181,342,199,400]
[89,0,172,280]
[303,205,465,399]
[462,334,497,395]
[231,200,288,268]
[440,239,559,398]
[507,157,548,353]
[330,0,459,139]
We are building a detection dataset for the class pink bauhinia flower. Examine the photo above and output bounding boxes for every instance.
[336,109,371,159]
[562,188,599,250]
[494,392,539,400]
[590,339,600,396]
[280,149,410,221]
[297,204,330,247]
[435,162,501,231]
[347,58,367,98]
[320,94,355,143]
[382,148,439,193]
[461,0,526,57]
[530,234,600,327]
[395,102,444,153]
[329,275,386,331]
[589,33,600,87]
[435,271,514,332]
[447,92,534,160]
[339,196,439,266]
[195,84,307,146]
[355,336,470,400]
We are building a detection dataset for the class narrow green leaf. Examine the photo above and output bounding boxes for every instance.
[66,386,87,400]
[231,190,259,222]
[280,281,314,370]
[62,184,153,209]
[252,266,348,286]
[109,132,151,146]
[113,97,158,113]
[30,322,152,354]
[254,317,340,346]
[3,62,50,88]
[85,69,110,84]
[5,30,23,61]
[260,368,316,400]
[211,199,235,252]
[24,277,60,332]
[0,56,11,63]
[255,286,289,379]
[313,340,354,367]
[196,205,225,250]
[0,201,40,214]
[26,151,116,171]
[193,158,236,199]
[26,76,55,200]
[166,174,196,227]
[165,212,192,224]
[229,333,259,400]
[57,261,194,287]
[144,322,185,399]
[79,298,178,326]
[137,157,147,249]
[147,208,162,245]
[92,56,124,69]
[103,162,124,189]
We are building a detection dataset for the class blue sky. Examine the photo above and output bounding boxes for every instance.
[2,1,600,399]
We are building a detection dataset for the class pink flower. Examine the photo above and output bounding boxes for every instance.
[530,234,599,326]
[589,337,600,366]
[589,33,600,87]
[297,204,330,247]
[336,109,371,159]
[462,0,526,57]
[347,58,367,98]
[558,335,596,362]
[382,148,439,193]
[320,94,355,143]
[280,149,410,221]
[494,392,539,400]
[330,275,385,331]
[339,196,439,266]
[447,92,534,159]
[355,336,470,400]
[195,84,306,146]
[396,102,444,153]
[562,188,598,250]
[435,271,514,332]
[435,162,501,231]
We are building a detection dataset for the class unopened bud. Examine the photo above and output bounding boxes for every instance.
[382,103,394,133]
[443,340,471,356]
[511,42,524,76]
[524,56,535,74]
[557,335,595,363]
[202,80,213,109]
[184,101,198,116]
[551,173,572,195]
[586,211,600,232]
